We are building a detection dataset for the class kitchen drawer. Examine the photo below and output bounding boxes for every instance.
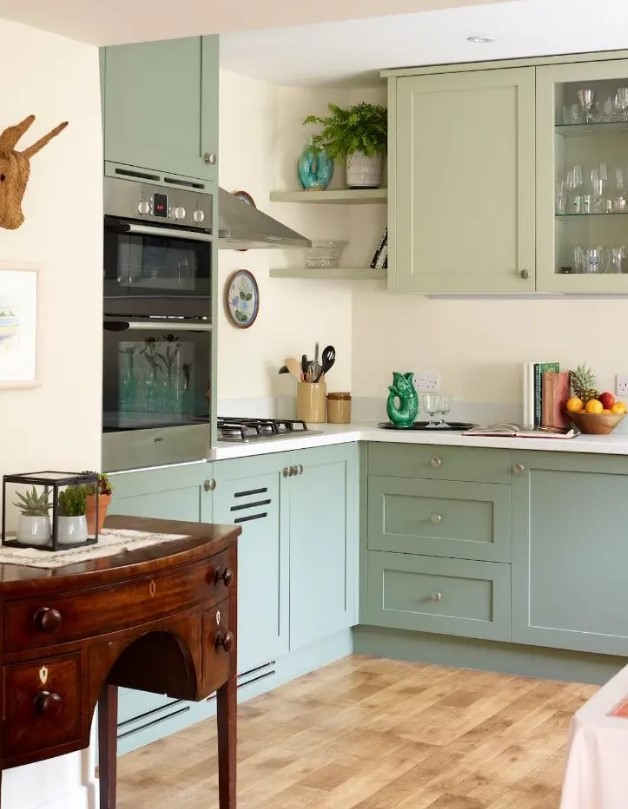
[203,598,234,694]
[367,476,511,562]
[4,548,235,652]
[368,443,512,484]
[3,653,81,757]
[365,551,511,641]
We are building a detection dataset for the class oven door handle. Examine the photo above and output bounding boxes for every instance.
[115,223,214,243]
[104,320,212,332]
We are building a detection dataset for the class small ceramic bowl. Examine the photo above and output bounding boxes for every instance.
[565,410,626,435]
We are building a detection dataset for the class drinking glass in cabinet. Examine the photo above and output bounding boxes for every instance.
[574,246,609,274]
[577,88,597,124]
[610,246,627,274]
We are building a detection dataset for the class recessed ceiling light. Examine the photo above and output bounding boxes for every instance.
[467,35,494,44]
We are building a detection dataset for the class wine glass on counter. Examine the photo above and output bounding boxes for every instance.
[423,394,442,428]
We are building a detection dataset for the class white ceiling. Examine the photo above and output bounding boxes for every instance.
[2,0,628,86]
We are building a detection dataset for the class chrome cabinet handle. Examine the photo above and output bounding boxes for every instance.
[519,269,529,280]
[513,463,525,474]
[296,464,303,475]
[204,152,217,165]
[430,514,442,525]
[430,457,443,468]
[430,592,443,602]
[282,467,289,477]
[203,479,216,492]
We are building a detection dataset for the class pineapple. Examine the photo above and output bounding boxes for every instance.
[570,364,599,403]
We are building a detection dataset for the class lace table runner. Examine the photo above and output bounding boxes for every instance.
[0,528,188,569]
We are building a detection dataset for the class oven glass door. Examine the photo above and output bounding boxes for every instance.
[104,217,212,320]
[103,321,211,433]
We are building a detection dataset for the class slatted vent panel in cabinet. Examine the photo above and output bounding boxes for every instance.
[229,486,271,524]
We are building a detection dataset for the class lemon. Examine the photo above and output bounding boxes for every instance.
[585,399,603,414]
[611,401,627,414]
[566,396,584,413]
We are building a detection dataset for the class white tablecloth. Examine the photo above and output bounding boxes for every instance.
[560,664,628,808]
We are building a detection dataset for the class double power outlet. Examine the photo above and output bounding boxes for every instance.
[616,375,628,396]
[413,371,441,392]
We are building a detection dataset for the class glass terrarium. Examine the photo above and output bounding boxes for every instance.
[2,471,99,551]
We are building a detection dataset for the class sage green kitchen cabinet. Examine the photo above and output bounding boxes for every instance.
[109,462,214,523]
[536,58,628,293]
[102,35,218,182]
[390,67,535,294]
[512,451,628,655]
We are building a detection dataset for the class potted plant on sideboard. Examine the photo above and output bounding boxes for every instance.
[13,485,52,546]
[303,102,387,189]
[57,485,88,545]
[82,472,113,535]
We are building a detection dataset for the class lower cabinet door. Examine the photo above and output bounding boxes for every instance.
[366,551,511,641]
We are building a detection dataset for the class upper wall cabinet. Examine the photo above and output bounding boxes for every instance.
[102,35,219,182]
[536,58,628,293]
[390,67,536,294]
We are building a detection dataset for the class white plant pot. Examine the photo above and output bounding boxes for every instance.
[346,151,383,189]
[57,515,88,546]
[17,515,51,546]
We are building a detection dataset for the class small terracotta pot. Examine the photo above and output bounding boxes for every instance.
[85,493,111,535]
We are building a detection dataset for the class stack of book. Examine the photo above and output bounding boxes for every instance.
[522,361,570,429]
[370,227,388,269]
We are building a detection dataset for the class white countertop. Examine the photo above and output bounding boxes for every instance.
[209,421,628,460]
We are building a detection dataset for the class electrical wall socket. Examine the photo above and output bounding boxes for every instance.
[616,374,628,396]
[414,371,441,392]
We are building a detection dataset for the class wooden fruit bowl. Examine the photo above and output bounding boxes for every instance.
[565,410,626,435]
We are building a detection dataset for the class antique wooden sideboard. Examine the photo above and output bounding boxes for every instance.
[0,515,240,809]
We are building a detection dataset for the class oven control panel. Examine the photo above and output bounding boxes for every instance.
[105,176,213,231]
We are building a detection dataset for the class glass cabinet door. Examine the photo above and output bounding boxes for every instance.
[537,58,628,292]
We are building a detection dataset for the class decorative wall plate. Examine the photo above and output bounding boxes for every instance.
[225,269,259,329]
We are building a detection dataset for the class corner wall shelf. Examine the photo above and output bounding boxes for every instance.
[269,267,387,281]
[270,189,387,204]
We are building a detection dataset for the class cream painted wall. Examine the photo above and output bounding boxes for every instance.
[0,17,102,809]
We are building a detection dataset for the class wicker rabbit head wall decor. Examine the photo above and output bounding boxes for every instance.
[0,115,68,230]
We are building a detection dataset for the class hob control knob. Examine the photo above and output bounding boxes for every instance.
[138,200,150,215]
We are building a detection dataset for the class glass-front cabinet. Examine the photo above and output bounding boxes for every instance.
[537,58,628,292]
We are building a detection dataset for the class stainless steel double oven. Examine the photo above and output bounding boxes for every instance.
[102,176,214,472]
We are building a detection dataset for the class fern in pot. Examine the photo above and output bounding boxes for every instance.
[303,102,387,189]
[57,485,88,545]
[14,486,52,546]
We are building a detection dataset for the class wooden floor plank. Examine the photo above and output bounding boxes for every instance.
[116,655,597,809]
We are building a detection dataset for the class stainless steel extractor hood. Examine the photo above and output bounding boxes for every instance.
[218,188,311,249]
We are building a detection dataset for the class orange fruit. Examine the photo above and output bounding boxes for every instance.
[566,396,584,413]
[602,409,612,414]
[611,401,627,414]
[585,398,603,414]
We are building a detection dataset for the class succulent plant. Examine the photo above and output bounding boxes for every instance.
[58,485,87,517]
[13,486,52,516]
[80,471,113,496]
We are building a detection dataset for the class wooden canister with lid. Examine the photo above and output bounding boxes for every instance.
[326,391,351,424]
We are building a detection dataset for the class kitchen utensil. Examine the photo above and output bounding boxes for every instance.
[278,365,288,374]
[314,345,335,382]
[285,357,303,381]
[301,354,309,380]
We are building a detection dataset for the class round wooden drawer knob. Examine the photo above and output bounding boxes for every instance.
[34,690,63,718]
[215,630,235,653]
[33,607,63,633]
[214,567,233,587]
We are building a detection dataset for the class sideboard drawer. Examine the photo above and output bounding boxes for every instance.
[4,548,235,652]
[368,443,512,484]
[367,476,511,562]
[365,551,511,641]
[3,653,81,757]
[203,598,234,695]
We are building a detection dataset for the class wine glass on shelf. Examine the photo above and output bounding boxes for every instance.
[566,165,584,214]
[610,246,626,274]
[577,88,597,124]
[423,394,442,428]
[614,87,628,122]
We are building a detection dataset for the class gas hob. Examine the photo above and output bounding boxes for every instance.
[217,417,321,443]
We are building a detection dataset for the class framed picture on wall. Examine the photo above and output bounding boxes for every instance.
[0,263,39,388]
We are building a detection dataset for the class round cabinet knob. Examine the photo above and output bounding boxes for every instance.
[193,209,205,224]
[289,466,296,477]
[296,464,304,476]
[282,467,289,478]
[430,457,443,468]
[137,200,150,215]
[34,691,63,718]
[203,479,216,492]
[519,269,529,280]
[215,630,235,653]
[204,152,217,165]
[33,607,63,633]
[430,514,442,525]
[430,592,443,602]
[214,566,233,587]
[513,463,526,474]
[173,206,186,220]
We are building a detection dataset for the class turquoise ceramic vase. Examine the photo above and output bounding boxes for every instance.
[298,144,334,190]
[386,371,419,427]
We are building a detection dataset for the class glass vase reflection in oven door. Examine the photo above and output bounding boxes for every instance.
[118,346,138,412]
[161,339,182,414]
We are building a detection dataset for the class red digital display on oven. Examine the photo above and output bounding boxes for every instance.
[153,192,168,218]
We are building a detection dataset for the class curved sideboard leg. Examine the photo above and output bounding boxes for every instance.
[217,677,236,808]
[98,684,118,809]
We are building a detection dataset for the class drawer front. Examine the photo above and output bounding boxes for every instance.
[367,476,511,562]
[3,653,81,756]
[366,551,511,641]
[203,599,234,695]
[368,443,512,484]
[5,548,235,652]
